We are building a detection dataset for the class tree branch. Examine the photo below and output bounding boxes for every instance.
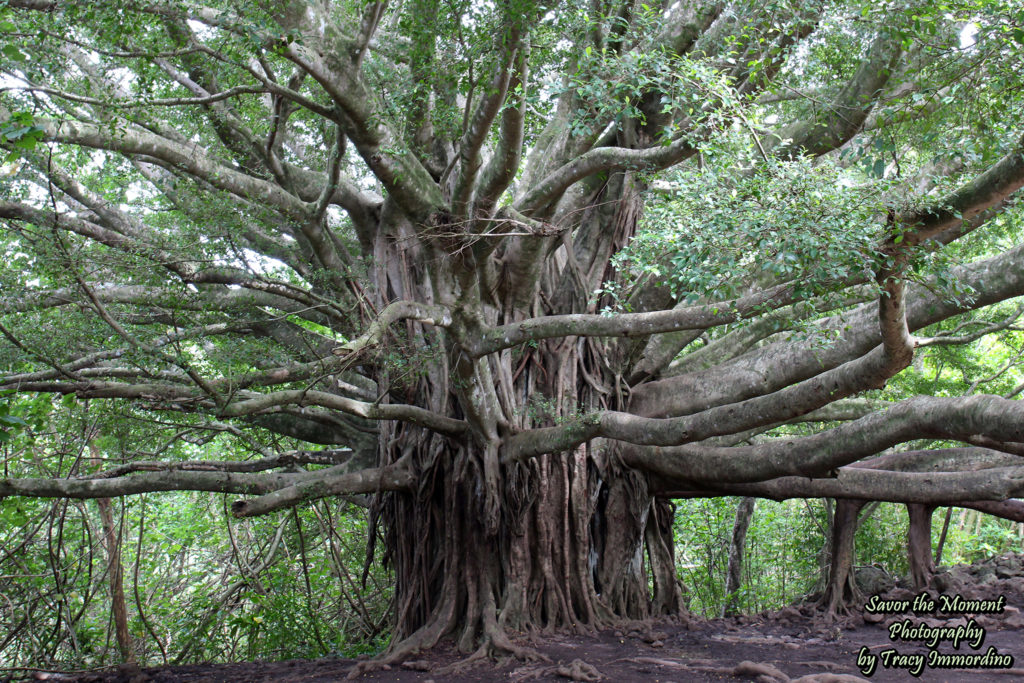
[661,465,1024,505]
[230,463,414,517]
[630,241,1024,419]
[469,280,799,357]
[625,394,1024,485]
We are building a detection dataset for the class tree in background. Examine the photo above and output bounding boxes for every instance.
[3,0,1024,665]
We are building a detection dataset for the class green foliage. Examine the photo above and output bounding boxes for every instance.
[0,112,45,159]
[0,401,391,669]
[0,489,392,668]
[939,508,1024,565]
[619,155,891,305]
[567,14,736,140]
[855,504,909,578]
[674,499,1024,618]
[674,498,827,616]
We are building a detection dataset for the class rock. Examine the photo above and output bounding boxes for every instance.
[974,615,998,629]
[996,564,1017,579]
[1002,606,1024,628]
[929,571,960,593]
[855,566,896,596]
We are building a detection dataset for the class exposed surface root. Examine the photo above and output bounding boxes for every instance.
[511,658,603,681]
[732,660,790,681]
[626,657,870,683]
[432,645,490,676]
[345,620,447,679]
[619,619,668,644]
[555,659,603,681]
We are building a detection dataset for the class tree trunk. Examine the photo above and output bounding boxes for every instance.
[722,497,756,617]
[935,507,953,566]
[820,499,864,618]
[89,443,134,665]
[377,435,683,661]
[364,194,685,663]
[354,191,688,663]
[96,497,135,665]
[907,503,936,589]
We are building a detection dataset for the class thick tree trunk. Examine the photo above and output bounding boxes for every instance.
[365,197,684,663]
[907,503,936,589]
[722,497,756,617]
[820,499,864,618]
[378,433,683,661]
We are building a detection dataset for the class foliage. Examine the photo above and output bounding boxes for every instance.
[618,154,893,305]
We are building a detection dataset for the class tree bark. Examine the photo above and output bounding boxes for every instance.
[907,503,936,589]
[821,499,865,618]
[722,497,756,617]
[89,444,134,665]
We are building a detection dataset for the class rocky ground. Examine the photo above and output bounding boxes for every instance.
[25,553,1024,683]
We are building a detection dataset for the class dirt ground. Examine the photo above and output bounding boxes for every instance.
[29,554,1024,683]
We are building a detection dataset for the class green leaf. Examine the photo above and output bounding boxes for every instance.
[2,44,25,61]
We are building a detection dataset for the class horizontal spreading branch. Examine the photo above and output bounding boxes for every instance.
[469,281,800,357]
[221,389,468,436]
[1,83,268,109]
[0,462,409,511]
[630,240,1024,419]
[330,300,452,357]
[897,130,1024,248]
[513,136,697,214]
[230,463,415,517]
[82,449,354,479]
[0,377,465,437]
[664,465,1024,505]
[624,393,1024,485]
[509,278,913,458]
[30,117,312,219]
[0,283,342,328]
[0,469,298,500]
